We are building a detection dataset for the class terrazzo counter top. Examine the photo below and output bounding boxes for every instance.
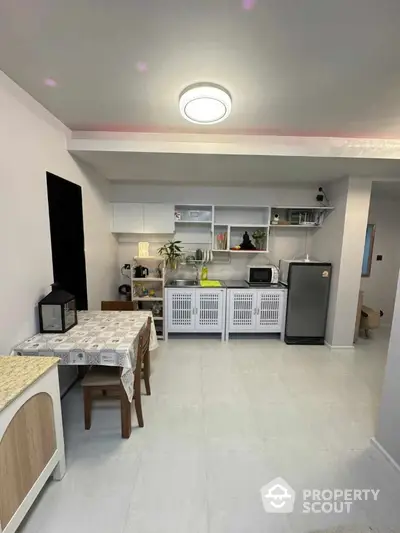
[0,356,59,412]
[0,355,65,532]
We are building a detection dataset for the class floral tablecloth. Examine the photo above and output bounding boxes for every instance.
[12,310,159,402]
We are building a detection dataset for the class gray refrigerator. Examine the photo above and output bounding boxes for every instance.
[280,260,332,345]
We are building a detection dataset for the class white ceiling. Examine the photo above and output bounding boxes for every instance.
[73,151,400,184]
[2,0,400,137]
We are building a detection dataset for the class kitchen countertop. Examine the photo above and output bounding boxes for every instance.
[0,356,59,412]
[165,280,287,289]
[165,281,224,288]
[223,281,287,289]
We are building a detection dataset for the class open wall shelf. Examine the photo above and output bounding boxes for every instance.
[171,204,333,255]
[174,220,212,225]
[131,257,166,340]
[270,206,333,227]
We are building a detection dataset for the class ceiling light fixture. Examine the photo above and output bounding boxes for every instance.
[179,83,232,125]
[44,77,57,87]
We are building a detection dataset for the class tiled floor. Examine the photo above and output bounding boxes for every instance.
[20,329,400,533]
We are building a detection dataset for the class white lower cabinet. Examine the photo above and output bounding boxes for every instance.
[167,289,196,332]
[257,290,285,332]
[226,290,257,332]
[166,289,226,339]
[196,290,226,332]
[227,289,286,339]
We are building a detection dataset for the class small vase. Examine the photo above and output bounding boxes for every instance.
[167,258,178,270]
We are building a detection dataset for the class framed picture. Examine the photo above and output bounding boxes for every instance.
[362,224,376,277]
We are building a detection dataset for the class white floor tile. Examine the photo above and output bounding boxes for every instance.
[18,328,400,533]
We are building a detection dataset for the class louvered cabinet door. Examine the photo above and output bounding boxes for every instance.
[195,289,225,332]
[256,290,285,332]
[227,290,257,332]
[167,289,196,332]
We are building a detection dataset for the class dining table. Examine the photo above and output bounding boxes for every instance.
[12,310,159,435]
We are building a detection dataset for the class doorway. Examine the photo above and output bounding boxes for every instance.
[46,172,88,309]
[355,181,400,382]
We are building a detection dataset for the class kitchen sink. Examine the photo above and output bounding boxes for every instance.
[168,280,198,287]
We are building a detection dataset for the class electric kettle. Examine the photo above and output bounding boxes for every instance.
[134,265,149,278]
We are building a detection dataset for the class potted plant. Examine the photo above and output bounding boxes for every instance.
[157,240,183,270]
[252,229,267,250]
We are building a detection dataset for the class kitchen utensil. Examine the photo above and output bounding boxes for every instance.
[209,250,213,262]
[195,248,203,261]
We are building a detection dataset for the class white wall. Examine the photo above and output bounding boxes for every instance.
[0,72,119,364]
[112,182,319,280]
[111,182,319,206]
[360,190,400,324]
[376,270,400,465]
[312,177,372,347]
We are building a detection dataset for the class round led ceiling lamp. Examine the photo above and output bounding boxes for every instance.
[179,83,232,125]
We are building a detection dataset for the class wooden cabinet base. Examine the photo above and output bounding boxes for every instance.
[0,366,65,533]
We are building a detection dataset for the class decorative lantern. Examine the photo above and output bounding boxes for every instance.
[38,283,77,333]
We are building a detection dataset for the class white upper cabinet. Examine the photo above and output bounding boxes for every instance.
[111,203,143,233]
[111,203,174,234]
[143,203,175,234]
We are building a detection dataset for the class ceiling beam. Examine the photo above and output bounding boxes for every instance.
[69,131,400,159]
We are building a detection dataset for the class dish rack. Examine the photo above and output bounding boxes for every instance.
[180,249,214,265]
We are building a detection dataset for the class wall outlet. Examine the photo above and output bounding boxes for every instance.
[376,255,383,261]
[122,263,131,270]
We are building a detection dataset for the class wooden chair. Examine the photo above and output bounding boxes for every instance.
[81,317,151,438]
[101,300,151,394]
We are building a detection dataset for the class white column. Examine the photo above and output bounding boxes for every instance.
[312,177,372,347]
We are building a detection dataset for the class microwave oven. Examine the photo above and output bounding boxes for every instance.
[247,265,279,285]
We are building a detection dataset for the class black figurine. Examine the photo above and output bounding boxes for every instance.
[240,231,256,250]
